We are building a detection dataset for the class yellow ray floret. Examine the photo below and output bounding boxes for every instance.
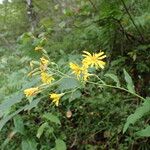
[82,69,91,81]
[40,57,49,65]
[69,62,82,77]
[69,62,90,81]
[30,60,34,69]
[40,57,49,71]
[35,46,43,51]
[24,87,40,97]
[49,93,64,106]
[82,51,106,69]
[41,72,54,84]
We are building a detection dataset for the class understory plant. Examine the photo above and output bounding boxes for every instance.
[22,47,150,149]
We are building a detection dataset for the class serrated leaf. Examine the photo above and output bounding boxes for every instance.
[123,69,135,93]
[13,115,25,135]
[22,138,37,150]
[136,126,150,137]
[36,122,48,138]
[105,73,120,87]
[123,97,150,133]
[55,139,66,150]
[43,113,61,125]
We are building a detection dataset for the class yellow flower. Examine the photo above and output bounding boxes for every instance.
[24,87,40,97]
[69,62,82,77]
[49,93,64,106]
[69,62,90,81]
[40,57,49,65]
[40,57,49,71]
[82,51,106,69]
[30,61,34,69]
[41,72,54,84]
[82,69,91,81]
[35,46,43,51]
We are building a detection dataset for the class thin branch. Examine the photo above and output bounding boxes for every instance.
[112,17,143,44]
[88,0,97,11]
[120,0,145,42]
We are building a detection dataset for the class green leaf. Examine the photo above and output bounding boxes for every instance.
[58,77,80,92]
[55,139,66,150]
[123,69,135,93]
[0,98,41,131]
[136,126,150,137]
[69,90,82,102]
[43,113,61,125]
[22,138,37,150]
[47,127,54,134]
[123,97,150,133]
[0,107,24,131]
[105,73,120,87]
[1,131,17,149]
[36,122,48,139]
[59,21,66,28]
[24,98,40,111]
[13,115,25,135]
[0,92,23,118]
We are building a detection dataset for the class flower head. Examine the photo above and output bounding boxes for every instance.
[82,51,106,69]
[40,57,49,65]
[24,87,40,97]
[82,69,91,81]
[40,57,49,71]
[35,46,43,51]
[29,60,34,69]
[69,62,90,81]
[41,72,54,84]
[69,62,82,77]
[49,93,64,106]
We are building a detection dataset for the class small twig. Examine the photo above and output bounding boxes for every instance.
[88,0,97,11]
[120,0,145,42]
[70,133,77,148]
[112,17,143,44]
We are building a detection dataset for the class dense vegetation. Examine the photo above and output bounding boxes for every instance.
[0,0,150,149]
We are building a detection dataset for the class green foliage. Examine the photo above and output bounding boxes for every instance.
[123,97,150,134]
[13,115,25,135]
[55,139,66,150]
[136,126,150,137]
[0,98,41,131]
[21,138,37,150]
[0,93,23,117]
[105,73,120,87]
[36,122,48,139]
[0,0,150,149]
[123,69,135,93]
[43,113,61,125]
[58,77,80,92]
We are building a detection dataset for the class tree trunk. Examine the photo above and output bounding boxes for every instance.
[25,0,37,32]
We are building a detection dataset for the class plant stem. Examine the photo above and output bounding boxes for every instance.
[48,69,145,100]
[87,81,145,100]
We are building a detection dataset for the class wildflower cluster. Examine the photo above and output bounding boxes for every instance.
[24,46,60,105]
[24,47,106,106]
[69,51,106,81]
